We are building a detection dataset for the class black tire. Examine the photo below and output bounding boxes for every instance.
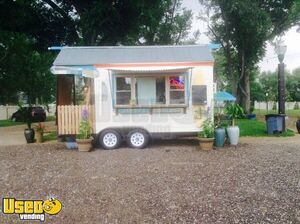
[99,129,122,150]
[127,129,149,149]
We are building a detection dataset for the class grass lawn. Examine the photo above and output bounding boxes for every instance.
[0,115,55,128]
[43,131,57,142]
[237,119,295,137]
[46,116,56,121]
[254,109,300,118]
[0,120,24,127]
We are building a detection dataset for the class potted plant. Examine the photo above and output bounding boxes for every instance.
[76,108,93,152]
[19,105,34,143]
[225,103,245,145]
[214,112,226,148]
[197,119,215,150]
[296,116,300,134]
[34,123,45,143]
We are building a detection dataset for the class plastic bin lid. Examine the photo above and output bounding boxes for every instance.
[265,114,285,118]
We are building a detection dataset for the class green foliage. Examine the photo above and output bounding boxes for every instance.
[34,123,46,132]
[251,67,300,103]
[141,0,194,45]
[43,131,57,142]
[272,102,277,111]
[254,109,300,118]
[0,0,192,46]
[0,120,24,127]
[46,116,56,122]
[77,109,91,139]
[198,119,215,138]
[200,0,300,112]
[18,105,33,129]
[0,31,56,105]
[0,0,194,105]
[286,68,300,101]
[225,103,245,126]
[214,112,230,128]
[78,119,91,139]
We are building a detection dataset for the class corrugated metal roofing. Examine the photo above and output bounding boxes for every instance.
[53,45,213,66]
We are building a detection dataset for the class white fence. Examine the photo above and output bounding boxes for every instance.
[254,101,300,110]
[0,104,56,120]
[0,105,19,120]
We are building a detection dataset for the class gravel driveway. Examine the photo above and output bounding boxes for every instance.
[0,137,299,223]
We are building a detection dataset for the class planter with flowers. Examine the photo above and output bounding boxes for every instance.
[77,108,93,152]
[197,119,215,151]
[34,123,46,143]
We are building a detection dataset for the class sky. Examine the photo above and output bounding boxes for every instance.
[182,0,300,72]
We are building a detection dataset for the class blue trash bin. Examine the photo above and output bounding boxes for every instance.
[265,114,285,134]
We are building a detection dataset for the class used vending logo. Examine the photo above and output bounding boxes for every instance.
[2,197,62,222]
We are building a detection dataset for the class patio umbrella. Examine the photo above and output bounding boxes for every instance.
[214,91,236,102]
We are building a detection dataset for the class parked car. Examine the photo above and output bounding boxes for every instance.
[11,107,47,122]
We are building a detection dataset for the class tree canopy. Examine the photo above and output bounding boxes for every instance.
[0,0,195,105]
[200,0,300,112]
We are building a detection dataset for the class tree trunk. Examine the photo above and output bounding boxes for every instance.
[237,49,251,113]
[240,72,251,113]
[225,45,238,97]
[230,73,238,97]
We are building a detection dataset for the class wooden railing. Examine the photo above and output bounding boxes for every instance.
[57,105,95,135]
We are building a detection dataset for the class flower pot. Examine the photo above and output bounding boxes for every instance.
[24,128,35,143]
[226,126,240,145]
[214,128,226,147]
[296,120,300,134]
[198,137,214,151]
[35,131,43,143]
[76,139,92,152]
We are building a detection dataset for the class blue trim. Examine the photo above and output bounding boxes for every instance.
[111,71,116,106]
[208,43,221,50]
[73,65,95,70]
[48,46,64,51]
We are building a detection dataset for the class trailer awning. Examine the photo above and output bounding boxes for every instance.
[109,66,192,74]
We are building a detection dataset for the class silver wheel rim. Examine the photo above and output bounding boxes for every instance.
[103,133,118,147]
[130,132,145,147]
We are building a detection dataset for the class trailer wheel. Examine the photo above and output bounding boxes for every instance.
[99,130,121,149]
[127,129,149,149]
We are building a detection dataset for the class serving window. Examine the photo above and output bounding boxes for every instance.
[114,73,188,108]
[169,76,185,104]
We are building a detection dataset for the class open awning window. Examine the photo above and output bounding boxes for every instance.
[50,66,98,78]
